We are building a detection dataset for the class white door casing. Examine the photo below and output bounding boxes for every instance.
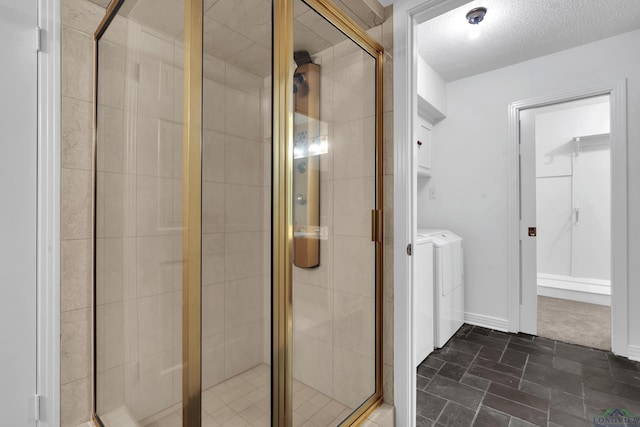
[508,81,628,356]
[0,0,38,425]
[393,1,473,426]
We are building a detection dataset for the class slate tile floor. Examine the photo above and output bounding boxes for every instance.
[416,324,640,427]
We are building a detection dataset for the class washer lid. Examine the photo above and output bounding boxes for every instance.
[418,229,462,247]
[416,229,443,243]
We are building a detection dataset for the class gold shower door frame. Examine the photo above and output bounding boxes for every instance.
[91,0,384,426]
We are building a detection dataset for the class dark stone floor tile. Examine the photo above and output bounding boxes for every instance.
[551,356,582,376]
[532,336,555,348]
[438,362,467,382]
[473,405,510,427]
[527,353,553,367]
[416,390,447,420]
[548,409,589,427]
[508,418,538,427]
[584,386,640,415]
[460,373,490,391]
[518,380,550,400]
[549,389,584,418]
[508,341,554,357]
[473,358,523,378]
[482,393,547,426]
[425,375,486,411]
[607,352,640,372]
[432,348,476,368]
[555,342,609,368]
[457,324,474,336]
[522,362,583,396]
[582,363,611,379]
[488,330,511,342]
[416,414,435,427]
[418,364,438,379]
[513,333,535,342]
[488,383,548,412]
[478,347,503,362]
[500,350,528,369]
[437,401,476,427]
[417,375,430,390]
[448,339,482,356]
[422,356,445,370]
[584,371,640,400]
[610,366,640,387]
[470,326,492,336]
[585,406,609,422]
[416,325,640,427]
[465,334,509,351]
[468,365,520,389]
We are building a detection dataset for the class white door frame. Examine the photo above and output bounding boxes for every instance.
[37,0,61,424]
[392,1,468,426]
[507,80,628,357]
[394,0,630,422]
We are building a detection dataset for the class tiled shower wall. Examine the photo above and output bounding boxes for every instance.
[59,0,393,425]
[61,0,106,425]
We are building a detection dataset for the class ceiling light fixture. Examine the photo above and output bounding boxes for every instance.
[466,7,487,25]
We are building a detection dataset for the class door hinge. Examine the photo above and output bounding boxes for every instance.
[406,243,412,256]
[34,394,41,421]
[36,26,42,53]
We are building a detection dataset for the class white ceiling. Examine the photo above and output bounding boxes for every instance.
[417,0,640,82]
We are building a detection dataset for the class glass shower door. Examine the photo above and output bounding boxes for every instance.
[290,1,382,425]
[94,0,185,424]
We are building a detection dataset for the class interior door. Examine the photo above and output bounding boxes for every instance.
[0,0,38,424]
[519,109,537,334]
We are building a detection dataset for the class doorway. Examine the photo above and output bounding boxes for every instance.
[520,95,612,351]
[511,82,628,356]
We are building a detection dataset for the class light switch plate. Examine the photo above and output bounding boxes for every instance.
[429,187,437,199]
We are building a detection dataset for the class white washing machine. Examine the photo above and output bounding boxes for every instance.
[418,229,464,348]
[413,233,434,366]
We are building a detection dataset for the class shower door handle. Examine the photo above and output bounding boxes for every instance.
[574,207,580,226]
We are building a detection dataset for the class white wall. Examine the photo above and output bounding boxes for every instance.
[418,29,640,348]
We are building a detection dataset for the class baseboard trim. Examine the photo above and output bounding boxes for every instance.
[628,345,640,362]
[464,312,509,332]
[538,285,611,306]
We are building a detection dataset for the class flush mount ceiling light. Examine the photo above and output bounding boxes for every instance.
[466,7,487,24]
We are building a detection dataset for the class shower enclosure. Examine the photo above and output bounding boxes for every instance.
[92,0,384,426]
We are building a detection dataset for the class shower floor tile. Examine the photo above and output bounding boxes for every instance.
[141,364,355,427]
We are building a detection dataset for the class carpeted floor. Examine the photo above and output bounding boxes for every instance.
[537,295,611,351]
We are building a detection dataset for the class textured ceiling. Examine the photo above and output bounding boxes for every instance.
[417,0,640,82]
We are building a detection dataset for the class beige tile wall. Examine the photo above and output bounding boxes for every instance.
[61,0,104,425]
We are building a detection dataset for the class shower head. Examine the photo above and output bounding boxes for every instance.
[294,50,313,66]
